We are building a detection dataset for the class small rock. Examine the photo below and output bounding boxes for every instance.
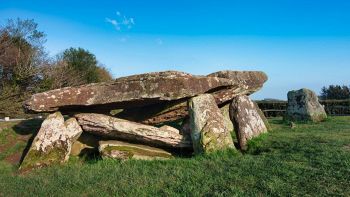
[188,94,235,154]
[99,140,173,160]
[289,122,296,129]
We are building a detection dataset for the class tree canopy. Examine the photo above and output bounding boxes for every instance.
[320,85,350,100]
[0,18,113,117]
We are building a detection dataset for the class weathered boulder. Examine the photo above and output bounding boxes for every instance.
[285,88,327,122]
[114,70,268,125]
[24,71,267,119]
[20,112,82,171]
[188,94,235,154]
[99,140,173,160]
[75,113,192,149]
[229,95,267,150]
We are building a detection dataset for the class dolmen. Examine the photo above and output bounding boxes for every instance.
[20,70,269,171]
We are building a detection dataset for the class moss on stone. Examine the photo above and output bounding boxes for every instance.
[103,145,173,159]
[20,146,67,172]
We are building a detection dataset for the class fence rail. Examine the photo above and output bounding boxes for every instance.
[256,99,350,117]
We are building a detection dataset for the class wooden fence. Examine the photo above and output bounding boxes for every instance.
[256,100,350,117]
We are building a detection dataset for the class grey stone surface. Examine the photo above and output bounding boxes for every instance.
[285,88,327,122]
[99,140,173,160]
[229,95,267,150]
[75,113,192,149]
[188,94,235,154]
[20,112,83,171]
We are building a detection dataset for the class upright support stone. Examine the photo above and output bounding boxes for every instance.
[188,94,235,154]
[20,112,83,171]
[229,95,267,150]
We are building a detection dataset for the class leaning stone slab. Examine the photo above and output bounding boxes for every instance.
[229,95,267,150]
[99,140,173,160]
[114,70,268,125]
[285,88,327,122]
[20,112,82,171]
[75,113,192,149]
[188,94,235,154]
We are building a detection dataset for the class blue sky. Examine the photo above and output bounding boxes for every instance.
[1,0,350,99]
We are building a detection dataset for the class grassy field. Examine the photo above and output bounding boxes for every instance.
[0,117,349,196]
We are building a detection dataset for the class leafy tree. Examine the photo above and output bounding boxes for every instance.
[62,47,104,84]
[40,48,113,90]
[0,18,47,90]
[320,85,350,100]
[0,18,47,117]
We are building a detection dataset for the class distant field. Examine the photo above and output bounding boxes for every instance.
[0,117,349,196]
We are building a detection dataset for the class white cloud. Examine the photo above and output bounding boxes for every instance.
[106,11,135,31]
[106,18,120,30]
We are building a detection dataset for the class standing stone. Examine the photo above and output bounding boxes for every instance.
[229,95,267,150]
[99,140,173,160]
[20,112,83,171]
[285,88,327,122]
[188,94,235,154]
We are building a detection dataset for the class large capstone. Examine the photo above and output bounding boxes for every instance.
[99,140,173,160]
[188,94,235,154]
[24,71,267,121]
[285,88,327,122]
[114,71,268,125]
[229,95,267,150]
[20,112,82,171]
[75,113,192,149]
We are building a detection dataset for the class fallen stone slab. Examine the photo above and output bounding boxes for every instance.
[189,94,235,154]
[99,140,173,160]
[20,112,82,171]
[285,88,327,122]
[229,95,267,150]
[24,70,267,117]
[75,113,192,149]
[114,70,268,125]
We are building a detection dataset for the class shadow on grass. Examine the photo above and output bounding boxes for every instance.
[12,119,43,165]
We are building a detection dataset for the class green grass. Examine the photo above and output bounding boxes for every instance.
[0,117,350,196]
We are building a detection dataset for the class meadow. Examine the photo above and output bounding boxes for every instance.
[0,117,349,196]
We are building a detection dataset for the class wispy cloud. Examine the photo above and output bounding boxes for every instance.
[106,11,135,31]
